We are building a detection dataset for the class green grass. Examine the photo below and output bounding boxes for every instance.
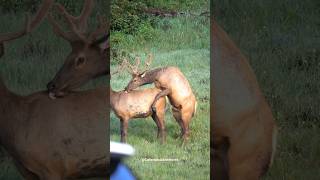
[0,12,106,178]
[110,11,210,180]
[213,0,320,179]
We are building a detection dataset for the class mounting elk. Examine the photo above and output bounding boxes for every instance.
[124,55,197,143]
[211,19,277,180]
[0,1,108,179]
[110,61,166,143]
[46,0,109,98]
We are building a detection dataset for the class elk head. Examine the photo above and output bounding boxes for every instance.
[124,54,153,92]
[46,0,109,98]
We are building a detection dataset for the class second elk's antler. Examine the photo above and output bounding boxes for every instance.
[126,53,154,75]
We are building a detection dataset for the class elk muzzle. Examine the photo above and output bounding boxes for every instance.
[47,81,68,99]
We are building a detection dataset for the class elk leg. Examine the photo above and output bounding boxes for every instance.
[157,110,166,144]
[152,106,166,143]
[171,106,184,138]
[151,89,170,112]
[120,119,128,143]
[180,104,195,144]
[151,113,161,139]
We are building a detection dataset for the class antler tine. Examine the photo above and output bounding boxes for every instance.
[0,0,54,44]
[0,0,54,43]
[111,59,127,76]
[77,0,94,31]
[0,15,30,43]
[47,13,74,42]
[54,3,88,42]
[29,0,54,32]
[134,56,141,74]
[124,57,138,75]
[143,53,153,72]
[88,15,109,42]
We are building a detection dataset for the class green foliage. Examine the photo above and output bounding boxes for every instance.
[142,0,209,11]
[0,0,38,12]
[111,0,209,52]
[0,0,109,16]
[111,0,146,34]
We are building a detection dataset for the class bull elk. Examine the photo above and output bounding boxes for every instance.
[46,0,109,98]
[211,19,277,180]
[0,1,108,179]
[124,54,197,143]
[110,60,166,143]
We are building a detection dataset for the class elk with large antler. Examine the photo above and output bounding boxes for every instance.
[0,1,108,179]
[211,19,277,180]
[110,59,167,143]
[46,0,109,98]
[124,54,197,143]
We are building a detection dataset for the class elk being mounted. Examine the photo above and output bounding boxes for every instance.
[124,54,197,143]
[0,1,108,179]
[46,0,109,98]
[110,60,166,143]
[211,19,277,180]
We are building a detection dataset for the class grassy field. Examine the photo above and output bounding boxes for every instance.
[0,11,106,180]
[110,3,210,180]
[214,0,320,179]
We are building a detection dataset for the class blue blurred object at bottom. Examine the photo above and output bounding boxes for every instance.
[110,163,136,180]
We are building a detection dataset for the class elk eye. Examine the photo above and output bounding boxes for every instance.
[75,57,86,67]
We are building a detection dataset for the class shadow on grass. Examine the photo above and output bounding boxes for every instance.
[110,113,183,144]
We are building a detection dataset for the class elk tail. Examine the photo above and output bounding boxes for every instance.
[193,100,198,117]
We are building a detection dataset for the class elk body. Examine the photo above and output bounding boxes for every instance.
[110,87,166,143]
[46,0,109,98]
[125,64,197,143]
[0,1,108,179]
[211,20,277,180]
[0,83,108,180]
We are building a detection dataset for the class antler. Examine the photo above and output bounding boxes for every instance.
[111,59,128,76]
[88,15,109,43]
[126,56,141,75]
[0,0,54,43]
[125,53,153,75]
[48,0,108,44]
[0,0,54,57]
[141,53,153,72]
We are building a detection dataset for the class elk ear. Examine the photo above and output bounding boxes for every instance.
[140,72,146,78]
[95,35,109,54]
[75,56,86,69]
